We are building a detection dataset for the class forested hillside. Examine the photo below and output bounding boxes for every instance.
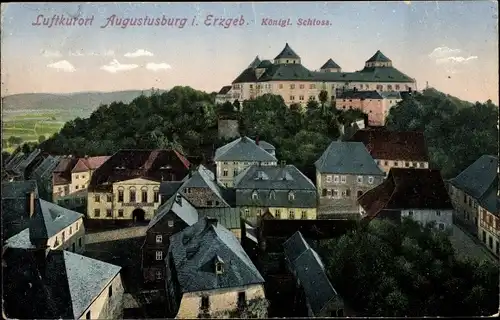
[37,86,498,180]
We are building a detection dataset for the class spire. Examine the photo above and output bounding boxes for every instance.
[366,50,391,63]
[274,43,300,60]
[248,56,261,69]
[320,58,341,70]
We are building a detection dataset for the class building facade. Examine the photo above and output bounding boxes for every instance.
[234,163,318,224]
[87,149,190,224]
[346,129,430,175]
[315,141,385,217]
[214,136,278,187]
[216,43,417,106]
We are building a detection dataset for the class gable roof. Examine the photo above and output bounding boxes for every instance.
[71,156,110,173]
[198,207,240,230]
[16,149,42,173]
[234,164,316,190]
[274,43,300,60]
[214,136,277,162]
[29,199,84,243]
[217,86,232,95]
[148,193,199,231]
[359,168,453,218]
[283,231,341,316]
[315,141,385,175]
[53,157,80,185]
[320,58,341,70]
[2,180,39,199]
[248,56,261,68]
[180,165,230,207]
[449,155,498,201]
[169,217,264,293]
[477,177,499,216]
[347,129,429,162]
[3,248,121,319]
[88,149,190,192]
[30,155,61,180]
[366,50,391,63]
[159,181,184,198]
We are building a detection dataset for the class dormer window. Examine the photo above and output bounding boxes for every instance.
[288,191,295,201]
[215,256,224,274]
[160,165,172,170]
[269,190,276,199]
[252,191,259,200]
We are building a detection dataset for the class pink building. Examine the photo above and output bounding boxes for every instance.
[336,90,402,126]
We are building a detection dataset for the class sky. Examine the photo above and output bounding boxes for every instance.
[1,1,498,104]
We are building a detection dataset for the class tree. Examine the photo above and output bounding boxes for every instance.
[233,99,241,112]
[38,135,46,143]
[211,298,270,318]
[319,89,329,114]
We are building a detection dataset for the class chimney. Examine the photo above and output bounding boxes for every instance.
[206,217,218,228]
[255,136,260,146]
[26,191,35,217]
[175,193,182,206]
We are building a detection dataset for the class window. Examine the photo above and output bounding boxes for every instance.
[438,223,445,231]
[333,175,339,183]
[205,200,213,206]
[488,236,493,248]
[201,296,210,310]
[238,292,246,309]
[215,201,220,206]
[79,238,82,247]
[357,190,363,197]
[75,185,79,190]
[94,195,100,203]
[416,162,420,168]
[408,211,413,217]
[216,261,224,273]
[108,285,113,297]
[357,176,363,183]
[322,189,327,197]
[252,191,258,200]
[233,169,238,176]
[69,226,72,235]
[118,209,124,217]
[290,84,295,89]
[142,190,148,203]
[168,220,174,227]
[394,161,399,167]
[288,192,295,201]
[72,243,75,252]
[129,189,136,202]
[290,95,295,101]
[269,191,276,199]
[301,211,307,219]
[326,175,332,182]
[395,85,400,90]
[62,231,65,242]
[154,190,160,202]
[86,311,91,319]
[368,176,374,184]
[94,209,100,217]
[436,210,441,216]
[118,190,124,202]
[405,162,409,167]
[288,210,295,219]
[156,235,163,243]
[310,84,316,89]
[249,84,253,89]
[482,231,486,243]
[184,188,191,194]
[244,209,250,216]
[340,175,347,183]
[106,194,112,202]
[76,175,79,179]
[155,270,162,280]
[345,189,351,197]
[332,189,339,198]
[223,169,228,177]
[299,95,305,101]
[106,209,112,217]
[299,84,305,89]
[279,84,283,89]
[156,251,163,260]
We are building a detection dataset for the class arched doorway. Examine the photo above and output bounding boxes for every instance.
[132,208,146,223]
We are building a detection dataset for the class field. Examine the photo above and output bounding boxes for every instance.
[2,112,66,152]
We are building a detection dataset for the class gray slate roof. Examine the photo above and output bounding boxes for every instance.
[180,165,230,206]
[169,217,264,293]
[214,136,277,162]
[17,149,41,172]
[477,177,498,215]
[30,199,84,242]
[148,193,199,231]
[159,181,184,197]
[30,155,61,180]
[283,231,341,316]
[320,58,341,70]
[3,247,121,319]
[274,43,300,60]
[198,207,240,230]
[248,56,261,68]
[2,180,39,198]
[315,141,385,175]
[449,155,498,214]
[366,50,392,63]
[234,164,317,208]
[5,228,34,248]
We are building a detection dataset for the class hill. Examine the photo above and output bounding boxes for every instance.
[2,90,167,120]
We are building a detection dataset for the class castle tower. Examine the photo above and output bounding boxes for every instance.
[365,50,393,68]
[274,43,301,65]
[320,58,342,73]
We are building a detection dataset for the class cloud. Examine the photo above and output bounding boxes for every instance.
[100,59,138,73]
[146,62,172,72]
[69,50,85,57]
[428,46,478,65]
[124,49,154,58]
[436,56,478,65]
[428,47,462,59]
[41,50,62,58]
[46,60,76,72]
[87,50,115,57]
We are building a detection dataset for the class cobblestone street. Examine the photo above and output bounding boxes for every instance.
[448,224,497,263]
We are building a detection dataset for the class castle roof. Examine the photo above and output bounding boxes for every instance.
[274,43,300,60]
[248,56,261,69]
[320,58,341,70]
[366,50,391,63]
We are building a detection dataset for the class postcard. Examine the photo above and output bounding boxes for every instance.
[1,2,499,319]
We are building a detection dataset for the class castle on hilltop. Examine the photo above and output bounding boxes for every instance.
[216,43,417,106]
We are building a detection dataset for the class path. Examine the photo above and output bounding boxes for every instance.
[448,224,497,263]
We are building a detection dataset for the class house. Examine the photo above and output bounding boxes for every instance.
[447,155,498,250]
[234,163,317,224]
[336,90,402,126]
[198,207,241,239]
[3,149,45,181]
[142,193,198,288]
[359,168,454,231]
[214,136,278,187]
[346,129,430,174]
[5,197,85,253]
[215,85,233,104]
[2,247,123,319]
[315,141,385,217]
[52,156,80,199]
[29,155,61,201]
[177,164,233,208]
[165,217,265,319]
[283,231,344,317]
[159,181,185,204]
[87,149,190,225]
[1,180,39,242]
[216,44,416,106]
[477,178,499,257]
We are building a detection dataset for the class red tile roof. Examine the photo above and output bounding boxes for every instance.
[88,149,190,192]
[358,168,453,219]
[348,129,429,162]
[52,158,79,186]
[71,156,110,173]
